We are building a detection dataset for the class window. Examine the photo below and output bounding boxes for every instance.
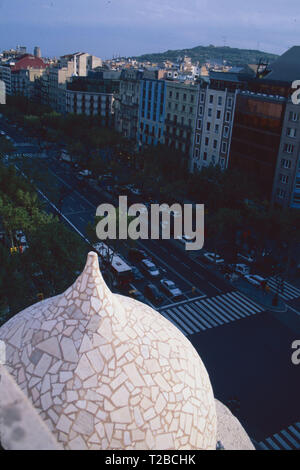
[223,126,229,138]
[218,96,222,106]
[169,91,172,98]
[217,110,221,119]
[215,124,219,134]
[222,142,227,153]
[289,111,300,122]
[209,94,214,104]
[181,116,185,125]
[168,102,171,109]
[182,105,186,112]
[281,159,291,169]
[205,137,209,146]
[191,95,194,103]
[284,143,294,153]
[225,111,231,122]
[277,188,286,198]
[203,152,207,161]
[195,148,199,158]
[196,134,201,144]
[197,119,202,129]
[213,139,217,149]
[199,105,203,115]
[176,92,179,100]
[207,122,211,131]
[200,93,205,103]
[183,94,187,101]
[227,97,233,108]
[287,128,297,138]
[189,107,193,114]
[208,108,212,117]
[279,174,289,184]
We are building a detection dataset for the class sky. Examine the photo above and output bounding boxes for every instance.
[0,0,299,59]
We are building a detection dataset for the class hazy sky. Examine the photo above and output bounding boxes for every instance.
[0,0,299,59]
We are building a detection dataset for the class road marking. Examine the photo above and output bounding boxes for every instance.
[160,291,265,336]
[288,305,300,316]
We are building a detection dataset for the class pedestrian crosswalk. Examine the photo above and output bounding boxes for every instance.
[160,291,265,336]
[258,423,300,450]
[267,277,300,301]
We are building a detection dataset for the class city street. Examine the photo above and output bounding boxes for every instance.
[2,118,300,448]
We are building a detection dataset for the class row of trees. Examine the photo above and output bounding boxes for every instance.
[0,151,88,323]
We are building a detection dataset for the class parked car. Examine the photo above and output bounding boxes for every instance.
[233,264,250,276]
[203,252,225,264]
[141,259,160,277]
[144,283,164,304]
[160,279,183,298]
[244,274,266,287]
[237,253,255,263]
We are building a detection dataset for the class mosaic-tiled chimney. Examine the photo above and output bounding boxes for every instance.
[0,252,218,450]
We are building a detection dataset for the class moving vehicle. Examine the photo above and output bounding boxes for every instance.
[203,252,225,264]
[144,283,164,304]
[131,266,144,281]
[233,264,250,276]
[141,259,160,277]
[160,279,183,298]
[237,253,255,263]
[128,247,149,263]
[244,274,266,287]
[93,242,133,284]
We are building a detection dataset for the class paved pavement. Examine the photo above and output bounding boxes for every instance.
[189,312,300,442]
[160,291,265,336]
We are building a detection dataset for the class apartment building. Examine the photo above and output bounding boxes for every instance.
[137,73,166,147]
[66,76,119,127]
[164,80,198,170]
[0,65,11,95]
[59,53,102,77]
[230,88,287,201]
[115,69,143,140]
[49,62,73,113]
[272,100,300,208]
[192,72,250,172]
[0,80,5,104]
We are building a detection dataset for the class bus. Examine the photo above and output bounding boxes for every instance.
[93,242,133,285]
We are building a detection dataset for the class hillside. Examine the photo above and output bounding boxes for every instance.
[130,45,278,67]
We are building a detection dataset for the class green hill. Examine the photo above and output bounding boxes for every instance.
[130,45,278,67]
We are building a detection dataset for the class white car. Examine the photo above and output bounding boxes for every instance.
[160,279,182,298]
[141,259,160,277]
[244,274,266,287]
[233,263,250,276]
[237,253,255,263]
[203,252,224,264]
[15,230,29,252]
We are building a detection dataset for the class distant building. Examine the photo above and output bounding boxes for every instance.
[192,71,251,172]
[0,80,5,104]
[34,46,41,58]
[59,52,102,77]
[164,80,198,171]
[66,76,119,127]
[115,69,143,140]
[137,74,166,148]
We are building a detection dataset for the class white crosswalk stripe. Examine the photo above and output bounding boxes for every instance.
[160,291,265,336]
[267,277,300,301]
[258,423,300,450]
